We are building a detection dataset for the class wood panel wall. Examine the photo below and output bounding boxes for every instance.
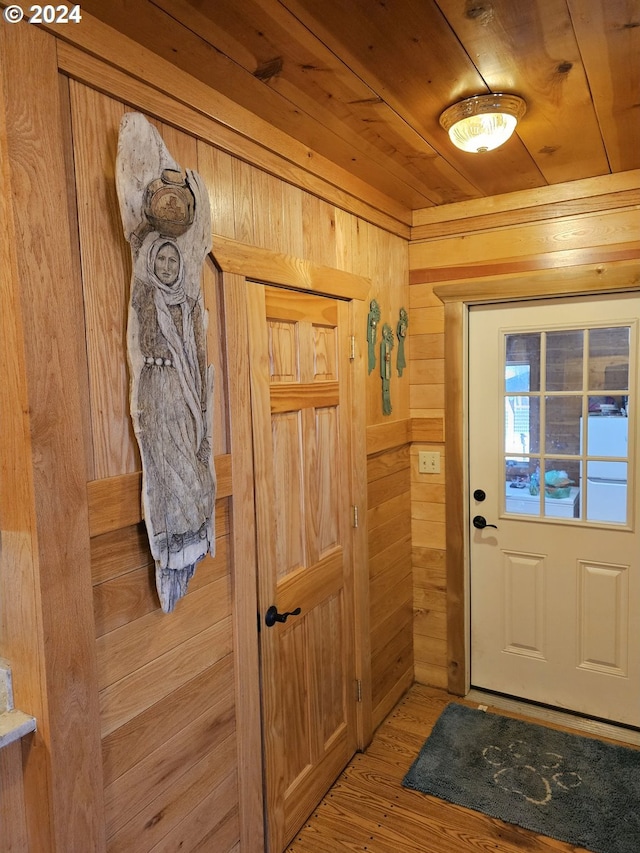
[366,423,413,729]
[407,170,640,692]
[0,15,409,852]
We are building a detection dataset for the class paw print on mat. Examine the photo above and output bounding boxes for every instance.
[483,739,582,805]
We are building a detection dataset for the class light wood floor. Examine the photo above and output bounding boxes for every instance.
[286,683,608,853]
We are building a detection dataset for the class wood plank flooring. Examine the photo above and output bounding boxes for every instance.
[286,683,607,853]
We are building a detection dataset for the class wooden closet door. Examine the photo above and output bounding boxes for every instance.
[248,282,357,852]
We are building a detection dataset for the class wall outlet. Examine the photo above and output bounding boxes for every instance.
[418,450,440,474]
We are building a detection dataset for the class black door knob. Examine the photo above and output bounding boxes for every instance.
[265,605,302,628]
[473,515,498,530]
[473,489,486,502]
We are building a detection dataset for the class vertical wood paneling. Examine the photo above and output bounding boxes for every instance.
[252,168,286,252]
[202,258,230,455]
[281,183,305,258]
[303,194,338,267]
[69,82,136,479]
[232,159,256,244]
[1,23,106,852]
[0,742,29,852]
[0,24,40,853]
[197,143,237,239]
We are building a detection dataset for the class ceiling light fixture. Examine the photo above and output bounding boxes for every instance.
[439,93,526,153]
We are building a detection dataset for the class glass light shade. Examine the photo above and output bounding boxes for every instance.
[439,94,526,154]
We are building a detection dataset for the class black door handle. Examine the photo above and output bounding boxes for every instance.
[473,515,498,530]
[265,605,302,628]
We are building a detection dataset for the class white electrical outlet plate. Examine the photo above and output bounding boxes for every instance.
[418,450,440,474]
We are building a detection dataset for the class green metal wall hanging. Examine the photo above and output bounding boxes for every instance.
[396,307,408,376]
[380,322,395,416]
[367,298,381,374]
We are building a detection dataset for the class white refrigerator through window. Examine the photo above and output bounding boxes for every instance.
[583,415,628,524]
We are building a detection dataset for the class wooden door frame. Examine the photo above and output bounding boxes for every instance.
[433,259,640,698]
[214,235,371,852]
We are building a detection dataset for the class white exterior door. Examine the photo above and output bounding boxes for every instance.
[469,294,640,726]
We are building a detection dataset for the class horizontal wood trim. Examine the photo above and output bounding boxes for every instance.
[368,512,412,559]
[411,173,640,238]
[365,419,411,455]
[93,535,230,637]
[371,621,413,696]
[412,188,640,242]
[270,382,339,413]
[264,286,338,324]
[103,683,235,838]
[213,234,370,300]
[410,246,640,285]
[412,171,640,226]
[368,491,411,533]
[410,417,445,443]
[90,503,230,587]
[366,418,447,455]
[432,256,640,305]
[96,576,231,690]
[87,454,232,536]
[55,35,411,237]
[367,469,411,513]
[108,737,237,851]
[371,666,414,731]
[101,654,233,786]
[367,445,410,482]
[414,662,448,689]
[99,619,232,738]
[412,545,447,570]
[371,567,412,628]
[370,535,412,583]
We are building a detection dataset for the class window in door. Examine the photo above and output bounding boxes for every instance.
[503,324,633,524]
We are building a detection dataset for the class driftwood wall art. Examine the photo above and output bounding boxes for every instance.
[116,112,216,613]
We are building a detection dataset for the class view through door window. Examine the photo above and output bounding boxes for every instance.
[503,325,632,524]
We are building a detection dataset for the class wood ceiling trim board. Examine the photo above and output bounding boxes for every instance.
[411,187,640,241]
[436,0,611,184]
[566,0,640,173]
[279,0,547,195]
[431,256,640,303]
[410,207,640,269]
[412,169,640,228]
[55,40,412,236]
[410,246,640,286]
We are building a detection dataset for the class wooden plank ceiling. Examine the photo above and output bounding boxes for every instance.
[81,0,640,211]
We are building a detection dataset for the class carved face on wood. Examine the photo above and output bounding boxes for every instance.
[153,241,181,286]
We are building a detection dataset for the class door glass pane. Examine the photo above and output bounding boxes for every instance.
[505,396,539,455]
[546,330,583,391]
[589,327,630,392]
[545,396,582,454]
[505,457,540,516]
[502,321,632,526]
[543,460,579,519]
[586,461,627,524]
[505,333,540,392]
